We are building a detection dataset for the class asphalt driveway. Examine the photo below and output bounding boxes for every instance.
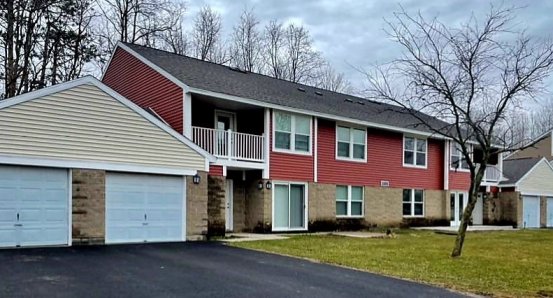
[0,242,466,298]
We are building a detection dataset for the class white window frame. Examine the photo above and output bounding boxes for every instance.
[272,110,312,155]
[336,185,365,218]
[271,181,309,232]
[335,124,367,163]
[402,189,425,218]
[402,135,428,169]
[450,142,472,172]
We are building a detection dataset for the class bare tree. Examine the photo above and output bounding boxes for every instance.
[365,6,553,257]
[263,20,286,79]
[192,5,225,62]
[230,8,262,72]
[315,64,352,93]
[284,23,323,83]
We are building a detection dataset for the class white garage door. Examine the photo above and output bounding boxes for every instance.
[0,166,69,248]
[106,173,185,244]
[522,196,540,228]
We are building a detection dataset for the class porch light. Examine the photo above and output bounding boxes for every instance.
[265,181,272,190]
[257,181,264,190]
[193,174,201,184]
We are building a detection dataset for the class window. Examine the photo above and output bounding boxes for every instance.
[450,143,470,170]
[336,126,366,161]
[403,189,424,217]
[403,136,427,167]
[336,185,364,217]
[274,111,311,153]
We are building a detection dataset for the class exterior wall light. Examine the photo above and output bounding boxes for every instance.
[265,181,272,190]
[257,181,264,190]
[193,174,201,184]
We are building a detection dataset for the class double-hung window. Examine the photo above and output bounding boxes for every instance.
[336,185,364,217]
[403,136,427,167]
[336,126,366,161]
[274,111,311,153]
[403,189,424,217]
[450,143,470,170]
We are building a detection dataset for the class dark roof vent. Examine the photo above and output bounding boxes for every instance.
[298,87,306,92]
[344,98,353,103]
[315,91,323,96]
[228,66,248,73]
[357,101,365,105]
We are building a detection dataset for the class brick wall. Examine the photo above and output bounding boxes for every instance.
[364,187,403,226]
[496,191,520,227]
[72,169,106,245]
[187,171,208,240]
[232,179,246,232]
[540,196,547,228]
[207,175,226,236]
[425,190,447,220]
[245,179,271,231]
[308,182,336,222]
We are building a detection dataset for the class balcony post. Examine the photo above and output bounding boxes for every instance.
[227,129,232,160]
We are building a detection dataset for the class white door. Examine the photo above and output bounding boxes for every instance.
[106,173,185,244]
[522,196,540,228]
[472,193,484,225]
[547,198,553,228]
[450,192,468,227]
[214,110,236,157]
[225,179,233,231]
[0,165,69,248]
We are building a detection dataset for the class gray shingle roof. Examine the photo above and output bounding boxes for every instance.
[500,157,542,185]
[122,43,449,135]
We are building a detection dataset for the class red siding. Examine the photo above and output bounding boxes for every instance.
[102,48,184,133]
[209,165,224,176]
[449,171,471,191]
[317,120,444,189]
[269,112,314,181]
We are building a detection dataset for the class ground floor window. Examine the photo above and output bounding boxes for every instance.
[403,189,424,217]
[336,185,364,217]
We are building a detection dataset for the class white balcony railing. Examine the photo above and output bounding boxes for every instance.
[477,164,502,183]
[192,127,264,162]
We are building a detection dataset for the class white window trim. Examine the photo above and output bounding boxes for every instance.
[336,185,365,218]
[271,181,309,232]
[272,110,313,156]
[402,135,428,169]
[402,189,425,218]
[335,124,368,163]
[450,143,472,172]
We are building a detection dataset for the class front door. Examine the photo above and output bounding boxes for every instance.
[472,193,484,225]
[450,192,468,227]
[273,183,307,231]
[225,179,233,232]
[214,111,236,157]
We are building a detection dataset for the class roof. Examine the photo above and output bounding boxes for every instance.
[500,157,542,185]
[0,76,214,164]
[119,42,450,136]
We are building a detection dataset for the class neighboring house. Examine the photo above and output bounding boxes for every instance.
[494,157,553,228]
[508,130,553,161]
[0,76,213,249]
[102,42,505,234]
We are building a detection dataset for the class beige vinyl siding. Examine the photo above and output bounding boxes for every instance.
[518,160,553,194]
[509,133,553,160]
[0,84,205,171]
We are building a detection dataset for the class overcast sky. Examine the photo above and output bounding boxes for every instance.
[184,0,553,102]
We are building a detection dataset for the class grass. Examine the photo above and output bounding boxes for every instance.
[231,230,553,297]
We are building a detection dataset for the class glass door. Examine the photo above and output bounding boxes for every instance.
[214,111,235,157]
[450,192,468,226]
[273,183,306,231]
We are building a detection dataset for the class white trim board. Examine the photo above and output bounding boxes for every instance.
[0,155,197,176]
[0,75,215,164]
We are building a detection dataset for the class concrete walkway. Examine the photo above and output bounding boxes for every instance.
[219,233,289,242]
[413,225,516,234]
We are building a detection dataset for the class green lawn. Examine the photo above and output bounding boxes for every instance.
[231,230,553,297]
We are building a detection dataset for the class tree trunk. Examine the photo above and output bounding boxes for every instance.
[451,167,485,257]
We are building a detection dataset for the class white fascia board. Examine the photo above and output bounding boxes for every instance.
[188,87,451,140]
[0,155,197,176]
[516,157,550,186]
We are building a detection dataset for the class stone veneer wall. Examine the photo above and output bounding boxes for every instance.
[245,179,271,232]
[364,187,403,226]
[187,171,208,240]
[308,182,335,222]
[207,175,226,237]
[540,196,547,228]
[495,191,520,227]
[232,180,247,232]
[72,169,106,245]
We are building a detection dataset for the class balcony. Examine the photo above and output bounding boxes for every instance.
[192,126,265,162]
[478,164,502,184]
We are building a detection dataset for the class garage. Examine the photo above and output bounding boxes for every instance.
[522,196,540,228]
[0,165,69,248]
[106,173,185,244]
[548,197,553,227]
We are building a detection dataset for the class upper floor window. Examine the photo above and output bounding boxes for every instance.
[403,189,424,217]
[403,136,427,168]
[451,142,470,170]
[274,111,311,154]
[336,185,364,217]
[336,125,366,161]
